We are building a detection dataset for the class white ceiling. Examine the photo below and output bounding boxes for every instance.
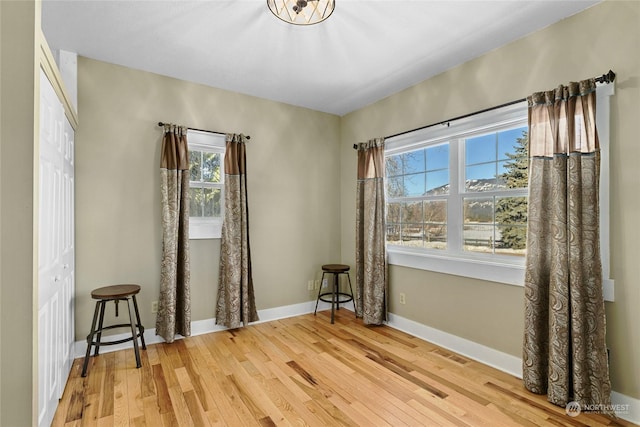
[41,0,601,116]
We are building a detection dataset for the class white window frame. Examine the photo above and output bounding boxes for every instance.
[188,130,225,239]
[385,84,614,301]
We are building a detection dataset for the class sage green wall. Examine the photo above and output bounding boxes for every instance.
[75,57,341,339]
[0,1,39,425]
[0,1,3,419]
[340,0,640,398]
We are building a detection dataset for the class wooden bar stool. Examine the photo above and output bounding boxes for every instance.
[81,284,146,377]
[314,264,357,324]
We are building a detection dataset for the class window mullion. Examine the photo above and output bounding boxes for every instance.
[448,138,462,253]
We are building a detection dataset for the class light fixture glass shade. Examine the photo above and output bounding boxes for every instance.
[267,0,335,25]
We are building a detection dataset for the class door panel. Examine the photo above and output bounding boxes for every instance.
[60,114,75,388]
[38,69,75,427]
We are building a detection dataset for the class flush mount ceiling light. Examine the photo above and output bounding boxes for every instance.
[267,0,335,25]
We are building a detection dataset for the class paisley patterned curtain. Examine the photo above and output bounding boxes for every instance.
[523,79,611,409]
[216,134,259,328]
[157,124,191,343]
[355,138,387,325]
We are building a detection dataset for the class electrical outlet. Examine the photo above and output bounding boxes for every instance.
[307,280,314,290]
[399,293,406,305]
[151,300,159,313]
[315,280,320,290]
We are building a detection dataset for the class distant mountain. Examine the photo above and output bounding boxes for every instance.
[425,178,506,222]
[426,178,505,196]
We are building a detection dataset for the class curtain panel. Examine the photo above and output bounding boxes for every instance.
[216,134,259,328]
[355,138,387,325]
[157,124,191,343]
[523,79,611,410]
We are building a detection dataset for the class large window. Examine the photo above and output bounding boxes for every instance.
[188,130,225,239]
[385,85,613,296]
[385,101,530,285]
[386,104,528,261]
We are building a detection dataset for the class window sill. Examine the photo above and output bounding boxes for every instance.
[388,246,525,286]
[189,220,222,240]
[387,246,614,301]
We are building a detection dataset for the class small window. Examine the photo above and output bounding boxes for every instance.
[188,130,225,239]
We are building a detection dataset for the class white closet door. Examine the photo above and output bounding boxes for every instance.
[60,113,75,393]
[38,69,75,427]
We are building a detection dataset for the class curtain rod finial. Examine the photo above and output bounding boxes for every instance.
[605,70,616,83]
[596,70,616,84]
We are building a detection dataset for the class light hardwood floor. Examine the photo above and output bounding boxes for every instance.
[53,311,635,426]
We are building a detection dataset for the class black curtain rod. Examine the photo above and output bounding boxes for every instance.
[158,122,251,140]
[353,69,616,149]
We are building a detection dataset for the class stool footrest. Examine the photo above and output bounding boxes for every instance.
[87,323,145,346]
[314,268,358,324]
[318,292,354,304]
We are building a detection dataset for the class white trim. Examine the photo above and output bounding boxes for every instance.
[596,83,614,301]
[73,305,638,423]
[188,129,226,147]
[189,217,222,240]
[389,248,615,300]
[385,101,528,153]
[386,312,638,423]
[386,312,522,377]
[610,391,640,425]
[74,299,335,358]
[389,247,525,287]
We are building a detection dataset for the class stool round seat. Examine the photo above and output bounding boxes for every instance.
[322,264,350,273]
[91,284,140,300]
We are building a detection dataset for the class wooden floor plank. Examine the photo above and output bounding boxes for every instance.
[54,313,637,426]
[125,349,145,424]
[188,337,248,426]
[113,349,131,426]
[99,352,115,418]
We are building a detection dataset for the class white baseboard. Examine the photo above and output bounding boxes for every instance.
[386,312,639,424]
[74,299,332,359]
[610,391,640,424]
[386,312,523,378]
[74,303,639,424]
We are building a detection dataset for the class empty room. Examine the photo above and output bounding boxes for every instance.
[1,0,638,425]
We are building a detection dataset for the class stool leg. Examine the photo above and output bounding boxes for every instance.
[93,300,107,356]
[126,298,142,369]
[314,272,326,315]
[131,295,146,350]
[331,273,337,324]
[336,273,342,311]
[82,301,101,377]
[346,272,357,317]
